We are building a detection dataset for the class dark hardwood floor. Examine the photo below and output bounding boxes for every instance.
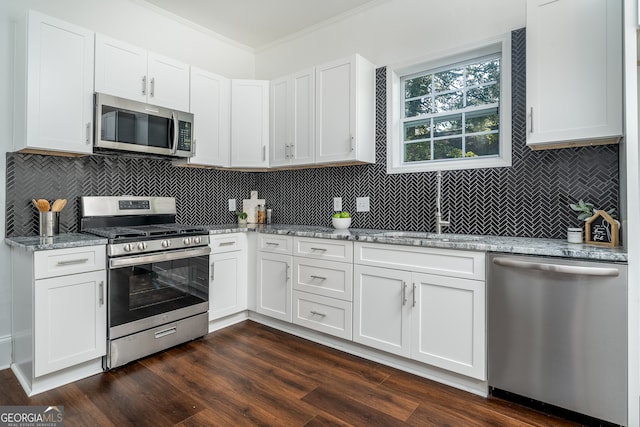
[0,320,580,426]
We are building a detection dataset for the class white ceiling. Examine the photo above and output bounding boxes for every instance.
[139,0,381,50]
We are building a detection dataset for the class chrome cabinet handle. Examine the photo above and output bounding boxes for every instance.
[286,263,290,281]
[402,281,407,306]
[351,134,355,152]
[262,145,266,161]
[142,76,146,95]
[219,241,235,246]
[85,122,91,144]
[310,247,327,252]
[529,107,534,134]
[150,77,155,97]
[210,261,215,281]
[412,283,417,307]
[285,144,289,159]
[266,242,280,246]
[57,258,89,266]
[291,143,295,158]
[310,275,327,281]
[99,281,104,306]
[310,310,326,317]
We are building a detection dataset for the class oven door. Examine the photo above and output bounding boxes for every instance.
[107,247,210,339]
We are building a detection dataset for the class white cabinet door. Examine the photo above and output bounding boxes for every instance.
[526,0,622,149]
[231,79,270,168]
[94,34,147,103]
[21,11,94,155]
[315,55,375,164]
[94,34,190,111]
[353,265,412,357]
[34,270,106,377]
[256,252,292,322]
[209,251,247,320]
[270,69,315,167]
[147,52,190,111]
[188,67,231,167]
[411,273,486,380]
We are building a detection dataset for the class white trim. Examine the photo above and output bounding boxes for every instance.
[387,34,512,174]
[0,335,11,370]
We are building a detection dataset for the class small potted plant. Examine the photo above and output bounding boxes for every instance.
[236,211,248,227]
[568,200,617,244]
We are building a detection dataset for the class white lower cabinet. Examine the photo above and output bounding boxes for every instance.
[293,291,352,340]
[209,234,248,321]
[354,243,486,380]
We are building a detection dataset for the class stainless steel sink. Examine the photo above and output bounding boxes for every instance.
[370,231,480,242]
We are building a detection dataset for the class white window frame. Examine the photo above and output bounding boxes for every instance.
[387,34,512,174]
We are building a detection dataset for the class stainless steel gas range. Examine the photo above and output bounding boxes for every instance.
[81,196,210,369]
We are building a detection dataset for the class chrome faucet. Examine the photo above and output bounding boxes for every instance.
[435,170,450,234]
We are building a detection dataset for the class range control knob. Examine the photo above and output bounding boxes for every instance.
[193,236,201,244]
[161,240,171,248]
[123,243,133,252]
[137,242,147,251]
[183,237,192,246]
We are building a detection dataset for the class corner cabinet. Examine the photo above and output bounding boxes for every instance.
[13,11,95,155]
[270,69,315,167]
[353,242,486,380]
[231,79,270,168]
[176,68,231,168]
[94,34,190,111]
[526,0,622,149]
[11,245,107,396]
[315,54,375,164]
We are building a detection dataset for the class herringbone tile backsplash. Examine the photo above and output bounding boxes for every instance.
[5,29,619,239]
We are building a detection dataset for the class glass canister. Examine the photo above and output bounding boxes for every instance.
[257,204,266,224]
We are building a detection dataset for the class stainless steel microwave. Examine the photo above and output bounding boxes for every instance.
[94,93,194,158]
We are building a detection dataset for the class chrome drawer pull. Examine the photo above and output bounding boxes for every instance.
[310,310,327,317]
[402,281,407,306]
[266,242,280,246]
[310,275,327,281]
[219,241,235,246]
[57,258,89,266]
[310,247,327,252]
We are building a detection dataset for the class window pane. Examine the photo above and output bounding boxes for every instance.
[405,75,432,99]
[434,138,463,159]
[434,68,464,92]
[434,92,463,113]
[466,108,499,133]
[466,59,500,86]
[467,84,500,106]
[405,98,432,117]
[404,141,431,162]
[404,119,431,141]
[466,134,499,156]
[434,114,462,137]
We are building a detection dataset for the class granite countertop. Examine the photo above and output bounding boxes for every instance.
[5,233,108,252]
[5,225,628,262]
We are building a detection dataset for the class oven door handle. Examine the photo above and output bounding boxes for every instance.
[109,247,211,269]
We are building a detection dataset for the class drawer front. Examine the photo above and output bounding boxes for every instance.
[34,245,106,279]
[258,234,293,254]
[293,258,353,301]
[354,242,485,280]
[209,233,246,253]
[294,237,353,262]
[293,291,352,340]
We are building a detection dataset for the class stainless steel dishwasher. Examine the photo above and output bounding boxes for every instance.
[488,254,627,426]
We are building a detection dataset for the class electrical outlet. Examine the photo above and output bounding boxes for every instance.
[356,197,370,212]
[333,197,342,211]
[228,199,236,211]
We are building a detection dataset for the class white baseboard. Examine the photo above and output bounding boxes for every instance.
[0,334,11,370]
[208,311,249,333]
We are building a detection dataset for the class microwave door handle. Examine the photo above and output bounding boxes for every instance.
[170,112,179,154]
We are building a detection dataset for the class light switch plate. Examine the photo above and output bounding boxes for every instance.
[228,199,236,211]
[333,197,342,211]
[356,197,370,212]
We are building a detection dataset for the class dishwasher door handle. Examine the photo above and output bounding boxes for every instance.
[492,257,619,277]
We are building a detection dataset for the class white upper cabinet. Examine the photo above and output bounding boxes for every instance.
[315,54,375,164]
[180,67,231,167]
[95,34,190,111]
[13,11,95,155]
[526,0,622,149]
[231,79,270,168]
[270,68,315,167]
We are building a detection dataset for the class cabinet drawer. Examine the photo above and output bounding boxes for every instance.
[293,291,352,340]
[209,233,246,253]
[258,234,293,254]
[354,242,485,280]
[294,237,353,262]
[34,245,106,279]
[293,258,353,301]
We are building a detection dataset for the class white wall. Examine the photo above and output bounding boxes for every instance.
[0,0,255,369]
[255,0,526,79]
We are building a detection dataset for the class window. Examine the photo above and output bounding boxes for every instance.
[387,36,511,173]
